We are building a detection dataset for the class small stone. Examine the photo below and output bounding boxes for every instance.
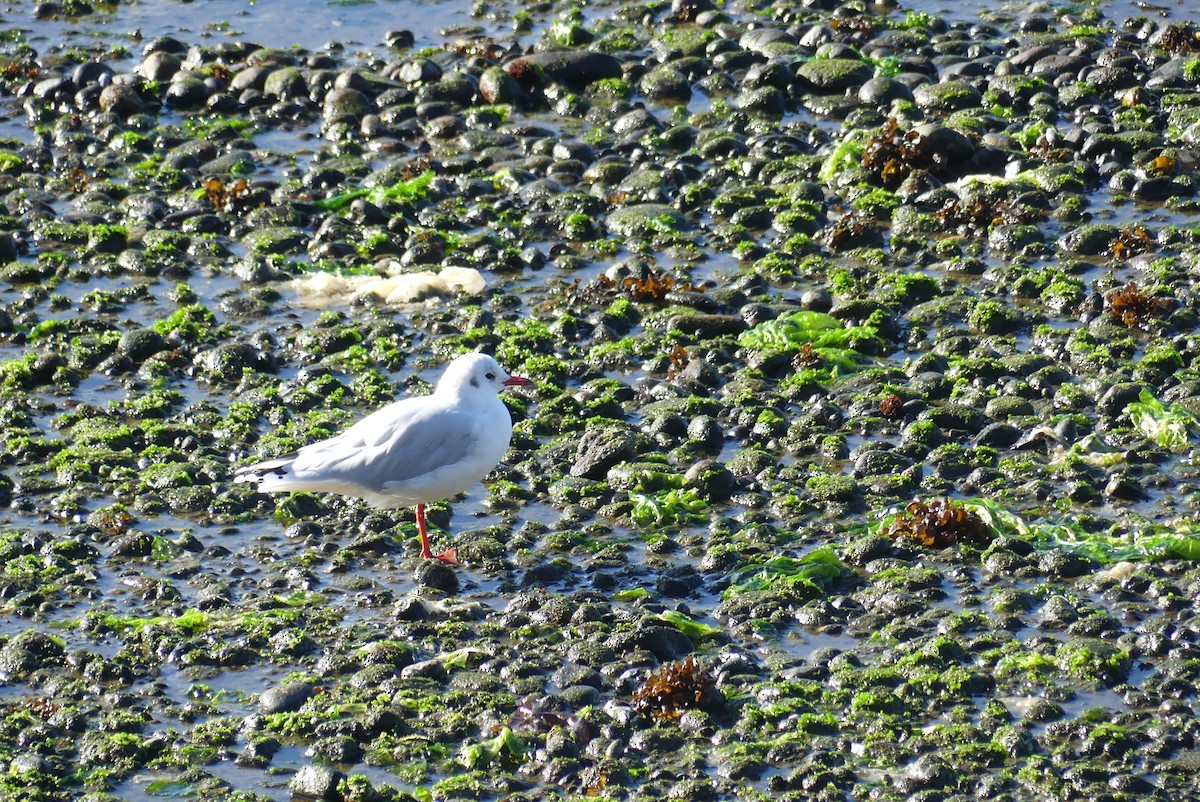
[118,328,168,361]
[259,682,315,714]
[288,765,344,801]
[510,51,622,87]
[98,83,144,116]
[795,58,872,92]
[479,66,524,104]
[139,51,181,81]
[400,658,448,680]
[414,560,459,594]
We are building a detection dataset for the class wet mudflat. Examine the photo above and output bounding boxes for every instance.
[0,0,1199,800]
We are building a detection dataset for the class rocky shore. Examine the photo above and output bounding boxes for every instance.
[0,0,1199,800]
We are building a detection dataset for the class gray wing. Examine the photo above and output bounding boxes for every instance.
[288,401,480,492]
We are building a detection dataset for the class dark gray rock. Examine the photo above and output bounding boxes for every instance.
[1097,382,1144,417]
[0,631,65,679]
[98,83,144,116]
[511,51,622,88]
[572,426,637,479]
[119,328,168,361]
[166,71,211,107]
[607,624,693,661]
[414,560,459,594]
[859,76,913,104]
[259,682,315,714]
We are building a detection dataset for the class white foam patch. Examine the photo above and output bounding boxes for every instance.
[289,265,486,308]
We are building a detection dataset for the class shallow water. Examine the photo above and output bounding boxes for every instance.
[14,0,481,53]
[908,0,1196,23]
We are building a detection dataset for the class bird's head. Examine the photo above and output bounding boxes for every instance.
[439,353,532,395]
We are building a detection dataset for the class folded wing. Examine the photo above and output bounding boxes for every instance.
[289,403,480,492]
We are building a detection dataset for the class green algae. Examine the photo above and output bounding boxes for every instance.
[992,638,1130,685]
[1126,388,1198,451]
[970,498,1200,561]
[629,486,705,527]
[151,302,218,342]
[658,610,722,642]
[738,310,880,355]
[723,547,845,598]
[316,169,435,213]
[458,726,524,770]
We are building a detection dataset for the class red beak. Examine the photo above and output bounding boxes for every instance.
[504,375,533,387]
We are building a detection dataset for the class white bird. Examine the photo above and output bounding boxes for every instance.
[234,353,532,564]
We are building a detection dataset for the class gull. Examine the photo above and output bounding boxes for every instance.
[235,353,532,564]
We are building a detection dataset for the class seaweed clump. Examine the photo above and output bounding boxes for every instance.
[879,393,904,419]
[1105,226,1155,259]
[826,211,878,251]
[202,177,253,213]
[861,118,915,187]
[632,656,722,721]
[933,196,1045,232]
[1105,281,1173,329]
[883,498,994,548]
[1159,23,1200,53]
[594,268,689,303]
[666,344,689,378]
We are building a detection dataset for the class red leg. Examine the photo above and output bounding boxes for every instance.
[416,503,433,559]
[415,503,459,565]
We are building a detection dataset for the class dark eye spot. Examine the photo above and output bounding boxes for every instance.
[486,372,496,380]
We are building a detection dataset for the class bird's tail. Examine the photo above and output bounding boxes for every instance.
[234,453,299,490]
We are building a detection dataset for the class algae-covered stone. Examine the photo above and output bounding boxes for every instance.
[1058,222,1120,255]
[510,51,622,88]
[262,66,306,99]
[652,27,713,59]
[323,86,371,118]
[245,226,306,255]
[739,28,797,55]
[796,58,873,92]
[988,223,1047,254]
[640,65,692,102]
[685,459,735,501]
[605,203,684,238]
[201,150,256,175]
[479,66,524,104]
[914,80,982,111]
[737,86,786,115]
[0,631,65,679]
[572,425,639,479]
[607,461,682,492]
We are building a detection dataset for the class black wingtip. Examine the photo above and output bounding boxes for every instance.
[234,451,300,481]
